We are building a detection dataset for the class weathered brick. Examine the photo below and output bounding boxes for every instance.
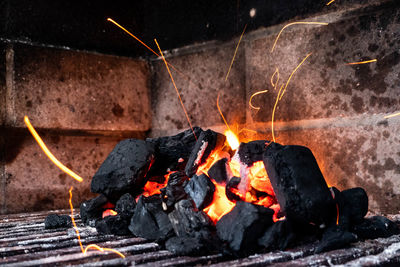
[150,42,246,135]
[245,5,400,124]
[2,132,136,214]
[12,44,151,131]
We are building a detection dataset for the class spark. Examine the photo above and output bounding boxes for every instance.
[154,39,197,140]
[24,116,83,183]
[346,59,377,65]
[384,112,400,119]
[249,90,268,111]
[69,187,125,258]
[270,68,279,88]
[225,24,247,81]
[326,0,336,6]
[217,92,231,131]
[271,22,328,53]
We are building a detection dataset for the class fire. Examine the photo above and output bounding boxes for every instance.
[197,150,230,177]
[224,130,240,151]
[203,183,235,223]
[102,209,118,218]
[141,175,170,197]
[24,116,83,183]
[69,187,125,258]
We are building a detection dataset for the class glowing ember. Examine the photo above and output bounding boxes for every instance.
[69,187,125,258]
[248,161,274,196]
[102,209,118,218]
[141,176,170,197]
[197,150,230,177]
[224,130,240,151]
[24,116,84,183]
[346,59,377,65]
[203,183,235,223]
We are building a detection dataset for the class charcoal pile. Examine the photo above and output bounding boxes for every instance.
[75,127,399,257]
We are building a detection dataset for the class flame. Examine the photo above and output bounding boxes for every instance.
[384,112,400,119]
[203,183,235,223]
[224,130,240,151]
[225,24,247,81]
[24,116,83,183]
[271,22,328,53]
[69,187,125,258]
[197,150,230,177]
[142,177,169,197]
[102,209,118,218]
[346,59,377,65]
[248,161,274,196]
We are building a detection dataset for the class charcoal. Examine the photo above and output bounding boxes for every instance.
[168,199,213,238]
[96,215,131,236]
[185,129,226,177]
[91,139,155,201]
[165,236,208,256]
[184,173,215,210]
[263,143,336,227]
[315,225,357,253]
[216,201,274,253]
[208,158,229,184]
[44,214,72,229]
[80,194,108,226]
[333,187,368,229]
[160,172,189,211]
[129,195,174,241]
[225,176,242,202]
[351,216,400,240]
[258,220,296,251]
[146,127,203,177]
[238,140,269,166]
[115,193,136,219]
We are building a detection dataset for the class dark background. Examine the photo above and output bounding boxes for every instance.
[0,0,335,58]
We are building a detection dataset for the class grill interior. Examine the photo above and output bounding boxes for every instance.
[1,210,399,266]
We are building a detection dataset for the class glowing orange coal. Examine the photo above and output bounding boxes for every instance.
[102,209,118,218]
[203,183,235,223]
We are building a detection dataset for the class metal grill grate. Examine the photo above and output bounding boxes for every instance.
[1,210,399,266]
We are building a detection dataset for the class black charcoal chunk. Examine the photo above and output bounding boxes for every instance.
[315,225,357,253]
[96,215,131,236]
[129,195,174,241]
[91,139,155,201]
[165,236,208,256]
[225,176,242,202]
[80,194,108,226]
[185,129,226,177]
[351,216,400,240]
[333,187,368,229]
[115,193,136,219]
[263,143,336,227]
[184,173,215,210]
[208,158,229,184]
[44,214,72,229]
[238,140,269,166]
[258,220,296,251]
[216,201,274,252]
[146,127,203,177]
[168,199,213,238]
[160,172,189,211]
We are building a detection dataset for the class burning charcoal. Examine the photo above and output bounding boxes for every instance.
[165,236,208,256]
[146,127,203,177]
[80,194,108,226]
[160,172,189,211]
[332,187,368,229]
[185,129,226,177]
[216,201,274,253]
[91,139,155,201]
[208,158,229,184]
[115,193,136,219]
[225,176,242,202]
[96,215,131,236]
[238,140,269,166]
[44,214,72,229]
[129,195,174,241]
[315,225,357,253]
[258,220,296,251]
[351,216,400,240]
[168,199,213,238]
[263,143,336,227]
[184,173,215,210]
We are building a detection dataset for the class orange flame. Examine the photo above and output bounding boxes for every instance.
[102,209,118,218]
[24,116,83,182]
[69,187,125,258]
[203,183,235,223]
[224,130,240,151]
[346,59,377,65]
